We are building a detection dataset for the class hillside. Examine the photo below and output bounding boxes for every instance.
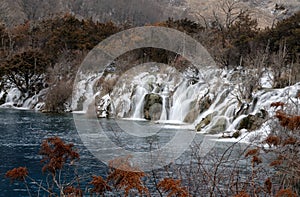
[0,0,183,27]
[1,0,299,27]
[184,0,300,27]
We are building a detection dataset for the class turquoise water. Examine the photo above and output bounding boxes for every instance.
[0,108,254,196]
[0,108,107,196]
[0,108,191,196]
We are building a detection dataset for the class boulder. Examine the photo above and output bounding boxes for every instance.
[195,112,216,131]
[232,130,241,138]
[209,117,228,134]
[238,109,268,130]
[184,96,211,123]
[143,93,162,120]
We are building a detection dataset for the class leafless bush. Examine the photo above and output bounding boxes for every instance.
[44,80,72,112]
[263,100,300,194]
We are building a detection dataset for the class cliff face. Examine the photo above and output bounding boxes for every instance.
[1,0,299,27]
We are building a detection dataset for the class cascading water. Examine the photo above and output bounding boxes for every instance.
[159,86,169,121]
[71,62,300,139]
[71,73,102,112]
[0,87,47,110]
[5,88,22,105]
[132,86,148,118]
[22,94,38,109]
[83,75,103,112]
[169,80,207,122]
[169,80,188,121]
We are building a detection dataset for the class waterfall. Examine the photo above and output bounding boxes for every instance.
[226,114,248,131]
[70,61,300,137]
[160,86,169,121]
[82,75,102,112]
[22,95,38,109]
[5,88,22,104]
[169,80,203,121]
[160,95,168,121]
[194,89,228,124]
[71,73,101,112]
[169,81,188,121]
[0,87,46,110]
[132,86,148,118]
[0,88,22,107]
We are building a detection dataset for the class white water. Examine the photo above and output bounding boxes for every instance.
[0,87,46,110]
[2,62,297,141]
[65,63,300,141]
[169,81,188,121]
[0,61,297,146]
[160,95,168,121]
[169,80,208,121]
[71,72,102,112]
[5,88,22,105]
[132,86,148,118]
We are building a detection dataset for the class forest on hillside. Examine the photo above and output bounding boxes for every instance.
[0,9,299,112]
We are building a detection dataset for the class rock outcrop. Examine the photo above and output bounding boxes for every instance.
[143,93,162,121]
[238,109,268,131]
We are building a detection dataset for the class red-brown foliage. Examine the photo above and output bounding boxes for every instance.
[275,188,297,197]
[5,167,28,182]
[39,137,79,173]
[245,148,262,166]
[90,176,111,195]
[269,154,285,167]
[234,191,250,197]
[275,110,300,131]
[264,177,272,194]
[297,92,300,99]
[245,148,259,157]
[275,110,290,127]
[288,115,300,131]
[157,178,189,197]
[282,137,297,146]
[270,102,285,109]
[63,186,83,197]
[270,159,283,167]
[252,155,262,165]
[265,135,281,146]
[107,156,149,197]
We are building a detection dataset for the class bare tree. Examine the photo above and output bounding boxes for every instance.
[270,41,289,88]
[212,0,248,31]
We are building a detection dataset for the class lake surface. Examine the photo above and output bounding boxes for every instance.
[0,108,108,196]
[0,108,198,197]
[0,108,250,196]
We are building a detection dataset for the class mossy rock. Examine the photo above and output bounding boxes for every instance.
[238,110,268,131]
[209,117,227,134]
[195,112,216,131]
[199,96,212,113]
[232,131,241,138]
[143,93,162,120]
[147,103,162,121]
[238,115,255,130]
[184,96,211,123]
